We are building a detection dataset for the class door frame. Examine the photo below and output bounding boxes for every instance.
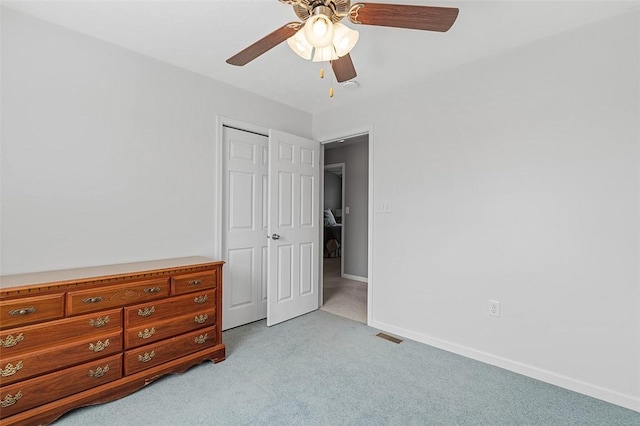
[318,125,374,325]
[323,162,346,277]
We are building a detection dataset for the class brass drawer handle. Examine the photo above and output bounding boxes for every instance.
[1,391,22,408]
[1,361,24,377]
[138,350,155,363]
[89,316,110,328]
[143,287,161,293]
[138,306,156,317]
[137,328,156,339]
[82,296,104,304]
[188,279,203,286]
[88,365,110,378]
[194,334,208,344]
[194,295,208,304]
[194,314,209,324]
[88,339,110,353]
[1,333,24,348]
[8,307,36,316]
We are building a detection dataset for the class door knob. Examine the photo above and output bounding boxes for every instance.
[268,233,281,240]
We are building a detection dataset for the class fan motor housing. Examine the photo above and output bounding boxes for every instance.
[284,0,351,23]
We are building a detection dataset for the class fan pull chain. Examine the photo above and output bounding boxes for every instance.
[328,60,335,98]
[314,47,334,99]
[317,47,325,80]
[318,61,333,98]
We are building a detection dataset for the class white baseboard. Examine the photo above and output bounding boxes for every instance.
[370,319,640,413]
[342,273,368,283]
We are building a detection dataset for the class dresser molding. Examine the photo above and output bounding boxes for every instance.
[0,257,225,425]
[0,256,216,297]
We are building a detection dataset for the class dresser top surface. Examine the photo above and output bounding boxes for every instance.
[0,256,220,290]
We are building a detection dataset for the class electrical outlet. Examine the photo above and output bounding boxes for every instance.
[489,300,501,317]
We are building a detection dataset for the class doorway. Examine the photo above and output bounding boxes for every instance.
[320,135,369,323]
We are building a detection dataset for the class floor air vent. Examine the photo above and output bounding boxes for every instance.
[376,332,403,344]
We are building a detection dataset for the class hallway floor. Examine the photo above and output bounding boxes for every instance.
[321,257,367,323]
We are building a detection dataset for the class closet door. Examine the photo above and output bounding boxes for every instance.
[222,127,268,330]
[266,129,320,326]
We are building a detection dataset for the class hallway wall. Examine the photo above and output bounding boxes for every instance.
[324,139,369,279]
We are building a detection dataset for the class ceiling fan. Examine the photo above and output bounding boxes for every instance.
[226,1,459,84]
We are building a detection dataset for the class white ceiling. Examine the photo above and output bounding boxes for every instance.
[3,0,638,114]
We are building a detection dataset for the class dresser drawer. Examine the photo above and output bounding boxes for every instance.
[125,308,215,349]
[66,278,170,315]
[0,353,122,419]
[171,270,217,295]
[0,294,65,329]
[124,326,216,375]
[125,290,215,328]
[0,308,122,356]
[1,330,122,385]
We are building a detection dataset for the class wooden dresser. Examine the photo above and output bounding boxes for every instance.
[0,257,225,425]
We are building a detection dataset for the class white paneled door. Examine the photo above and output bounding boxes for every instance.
[222,127,269,330]
[223,126,320,329]
[267,129,320,326]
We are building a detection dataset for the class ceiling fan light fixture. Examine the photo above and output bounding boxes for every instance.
[287,30,313,60]
[332,23,359,57]
[312,45,338,63]
[303,7,335,48]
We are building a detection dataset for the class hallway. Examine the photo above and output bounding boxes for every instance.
[321,257,367,323]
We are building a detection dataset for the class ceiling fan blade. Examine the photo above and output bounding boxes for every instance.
[226,22,302,66]
[331,54,357,83]
[348,3,459,32]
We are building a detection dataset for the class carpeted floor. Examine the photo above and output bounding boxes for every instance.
[320,257,367,323]
[55,310,639,425]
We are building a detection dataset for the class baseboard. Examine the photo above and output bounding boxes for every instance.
[342,273,368,283]
[370,319,640,413]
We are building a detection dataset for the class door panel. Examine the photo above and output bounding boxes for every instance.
[227,248,253,308]
[267,130,320,326]
[300,174,314,227]
[222,127,268,330]
[262,175,269,229]
[229,171,254,229]
[277,244,293,302]
[260,246,268,305]
[278,172,294,227]
[299,243,313,295]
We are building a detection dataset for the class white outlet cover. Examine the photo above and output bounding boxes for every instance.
[489,300,501,317]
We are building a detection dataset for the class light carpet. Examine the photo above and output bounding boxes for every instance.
[56,310,639,425]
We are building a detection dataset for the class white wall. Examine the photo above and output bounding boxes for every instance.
[0,8,312,275]
[314,11,640,411]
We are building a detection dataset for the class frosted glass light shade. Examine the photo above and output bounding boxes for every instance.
[304,14,334,48]
[287,30,313,60]
[332,23,359,57]
[312,45,338,62]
